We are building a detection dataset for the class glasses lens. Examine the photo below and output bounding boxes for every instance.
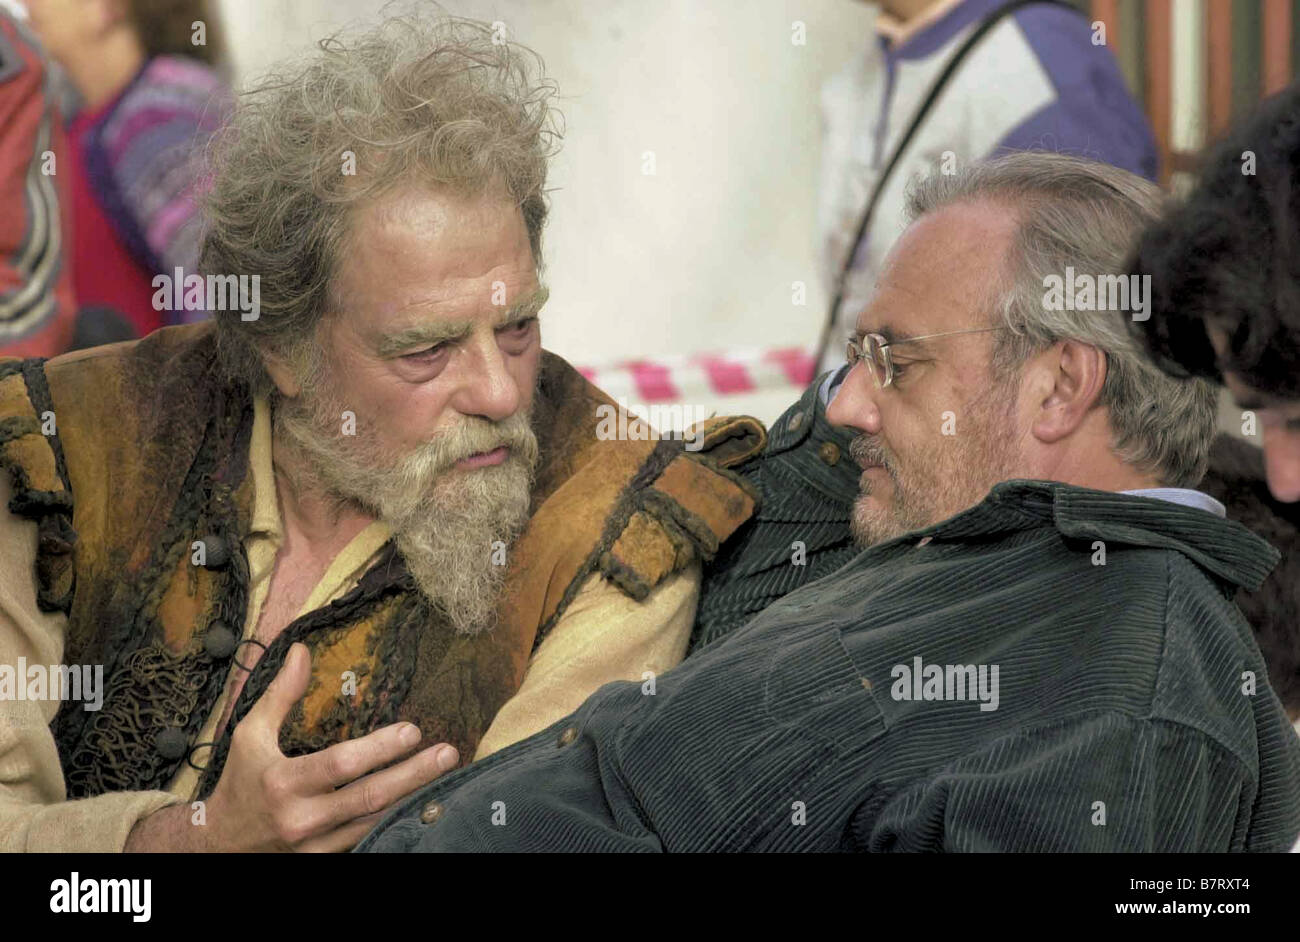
[864,334,888,388]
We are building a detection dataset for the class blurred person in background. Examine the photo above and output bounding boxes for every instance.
[1130,83,1300,507]
[817,0,1158,374]
[0,3,77,356]
[23,0,231,340]
[1127,84,1300,739]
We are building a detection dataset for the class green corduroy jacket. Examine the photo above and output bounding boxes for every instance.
[359,476,1300,852]
[691,368,859,652]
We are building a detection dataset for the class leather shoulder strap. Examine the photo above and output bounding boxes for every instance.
[505,354,762,646]
[0,357,75,611]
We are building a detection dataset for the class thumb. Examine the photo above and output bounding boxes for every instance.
[248,642,312,741]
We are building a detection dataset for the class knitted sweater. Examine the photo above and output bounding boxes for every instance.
[76,55,231,326]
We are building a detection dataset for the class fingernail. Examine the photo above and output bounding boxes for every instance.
[399,724,420,747]
[437,746,458,771]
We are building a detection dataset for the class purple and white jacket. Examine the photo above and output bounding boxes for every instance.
[80,55,232,325]
[817,0,1158,371]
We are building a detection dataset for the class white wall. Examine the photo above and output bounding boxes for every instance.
[212,0,876,424]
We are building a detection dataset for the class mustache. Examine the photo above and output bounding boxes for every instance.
[409,410,539,476]
[848,434,895,473]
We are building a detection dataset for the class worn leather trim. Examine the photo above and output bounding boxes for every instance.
[0,358,76,613]
[686,415,767,469]
[534,435,761,646]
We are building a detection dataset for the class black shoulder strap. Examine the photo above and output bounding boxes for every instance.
[814,0,1081,366]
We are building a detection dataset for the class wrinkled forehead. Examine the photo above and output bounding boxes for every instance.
[330,185,537,326]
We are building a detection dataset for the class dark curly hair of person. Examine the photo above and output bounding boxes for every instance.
[126,0,223,66]
[1200,435,1300,718]
[1127,83,1300,400]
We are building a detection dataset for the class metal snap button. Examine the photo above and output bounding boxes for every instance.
[196,534,230,569]
[420,801,444,825]
[156,727,188,760]
[203,622,238,658]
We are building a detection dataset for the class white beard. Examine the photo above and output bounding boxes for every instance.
[273,377,540,634]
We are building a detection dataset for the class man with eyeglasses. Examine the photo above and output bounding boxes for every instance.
[358,152,1300,853]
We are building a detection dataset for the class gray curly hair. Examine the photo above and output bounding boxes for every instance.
[201,13,560,391]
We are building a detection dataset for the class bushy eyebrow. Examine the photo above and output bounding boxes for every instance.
[377,286,549,357]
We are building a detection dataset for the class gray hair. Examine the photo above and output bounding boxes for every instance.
[906,152,1217,488]
[201,12,561,392]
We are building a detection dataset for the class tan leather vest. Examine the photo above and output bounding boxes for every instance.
[0,324,763,798]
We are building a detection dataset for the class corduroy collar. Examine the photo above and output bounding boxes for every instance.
[900,479,1280,592]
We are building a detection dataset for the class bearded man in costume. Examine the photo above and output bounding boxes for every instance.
[0,15,760,852]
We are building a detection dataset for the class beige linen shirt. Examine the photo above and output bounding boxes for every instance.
[0,398,698,851]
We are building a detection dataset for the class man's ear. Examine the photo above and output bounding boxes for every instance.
[1030,340,1107,444]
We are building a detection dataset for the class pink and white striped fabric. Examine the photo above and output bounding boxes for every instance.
[577,347,818,403]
